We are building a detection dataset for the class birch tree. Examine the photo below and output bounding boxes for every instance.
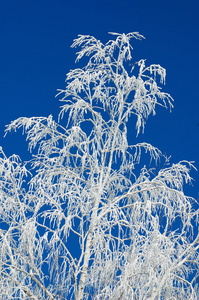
[0,32,199,299]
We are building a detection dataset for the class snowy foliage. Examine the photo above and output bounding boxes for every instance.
[1,33,199,299]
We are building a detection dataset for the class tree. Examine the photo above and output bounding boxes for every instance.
[0,32,199,300]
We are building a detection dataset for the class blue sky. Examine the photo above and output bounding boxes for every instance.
[0,0,199,198]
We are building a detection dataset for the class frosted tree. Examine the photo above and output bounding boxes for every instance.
[0,32,199,299]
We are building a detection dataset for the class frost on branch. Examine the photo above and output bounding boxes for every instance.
[0,33,199,299]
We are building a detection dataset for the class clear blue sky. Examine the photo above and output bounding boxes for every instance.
[0,0,199,198]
